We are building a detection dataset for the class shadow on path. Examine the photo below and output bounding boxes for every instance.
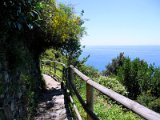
[34,74,73,120]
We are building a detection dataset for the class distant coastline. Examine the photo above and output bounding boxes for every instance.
[80,45,160,71]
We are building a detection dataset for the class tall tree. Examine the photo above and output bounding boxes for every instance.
[0,0,86,119]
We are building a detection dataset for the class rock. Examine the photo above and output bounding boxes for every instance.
[46,101,54,109]
[49,112,57,117]
[11,100,14,111]
[39,108,45,113]
[44,114,51,119]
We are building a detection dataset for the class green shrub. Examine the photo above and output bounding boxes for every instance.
[72,75,140,120]
[103,53,160,100]
[94,96,141,120]
[102,52,125,76]
[151,68,160,97]
[117,57,156,99]
[148,98,160,113]
[137,92,155,107]
[137,92,160,113]
[80,64,100,79]
[97,76,128,95]
[102,105,140,120]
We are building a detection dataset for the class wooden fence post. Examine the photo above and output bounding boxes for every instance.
[86,83,94,120]
[68,66,74,94]
[62,66,65,82]
[49,63,51,75]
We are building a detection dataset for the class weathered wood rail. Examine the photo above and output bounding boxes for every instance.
[41,60,160,120]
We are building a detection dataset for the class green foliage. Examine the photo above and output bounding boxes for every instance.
[95,101,140,120]
[41,49,64,62]
[103,53,158,98]
[80,64,100,79]
[38,1,86,68]
[117,57,160,100]
[70,63,139,119]
[60,39,83,66]
[151,68,160,97]
[1,0,86,118]
[102,52,125,76]
[0,0,38,31]
[97,76,127,95]
[103,53,160,112]
[0,0,86,56]
[148,98,160,113]
[36,0,86,51]
[72,76,140,119]
[137,92,160,113]
[137,92,156,107]
[117,58,141,99]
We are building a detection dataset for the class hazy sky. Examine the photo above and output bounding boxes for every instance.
[58,0,160,46]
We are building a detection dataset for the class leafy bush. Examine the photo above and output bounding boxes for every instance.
[117,57,160,100]
[95,104,140,120]
[117,58,143,99]
[94,95,141,120]
[80,64,100,79]
[97,76,128,96]
[151,68,160,97]
[102,52,125,76]
[148,98,160,113]
[72,74,140,120]
[137,92,160,113]
[137,92,156,107]
[103,53,160,113]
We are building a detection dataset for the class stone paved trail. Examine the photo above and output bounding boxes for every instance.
[34,74,73,120]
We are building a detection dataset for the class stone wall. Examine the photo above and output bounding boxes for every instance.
[0,40,43,120]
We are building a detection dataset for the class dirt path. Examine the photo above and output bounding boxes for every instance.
[34,74,72,120]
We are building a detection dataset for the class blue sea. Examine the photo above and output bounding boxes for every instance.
[80,46,160,72]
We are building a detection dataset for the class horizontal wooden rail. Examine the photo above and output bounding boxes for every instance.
[41,60,66,67]
[41,60,65,79]
[70,65,160,120]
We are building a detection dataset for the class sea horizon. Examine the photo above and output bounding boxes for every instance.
[80,45,160,72]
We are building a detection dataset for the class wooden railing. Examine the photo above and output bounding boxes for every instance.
[41,60,83,120]
[41,60,160,120]
[41,60,66,80]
